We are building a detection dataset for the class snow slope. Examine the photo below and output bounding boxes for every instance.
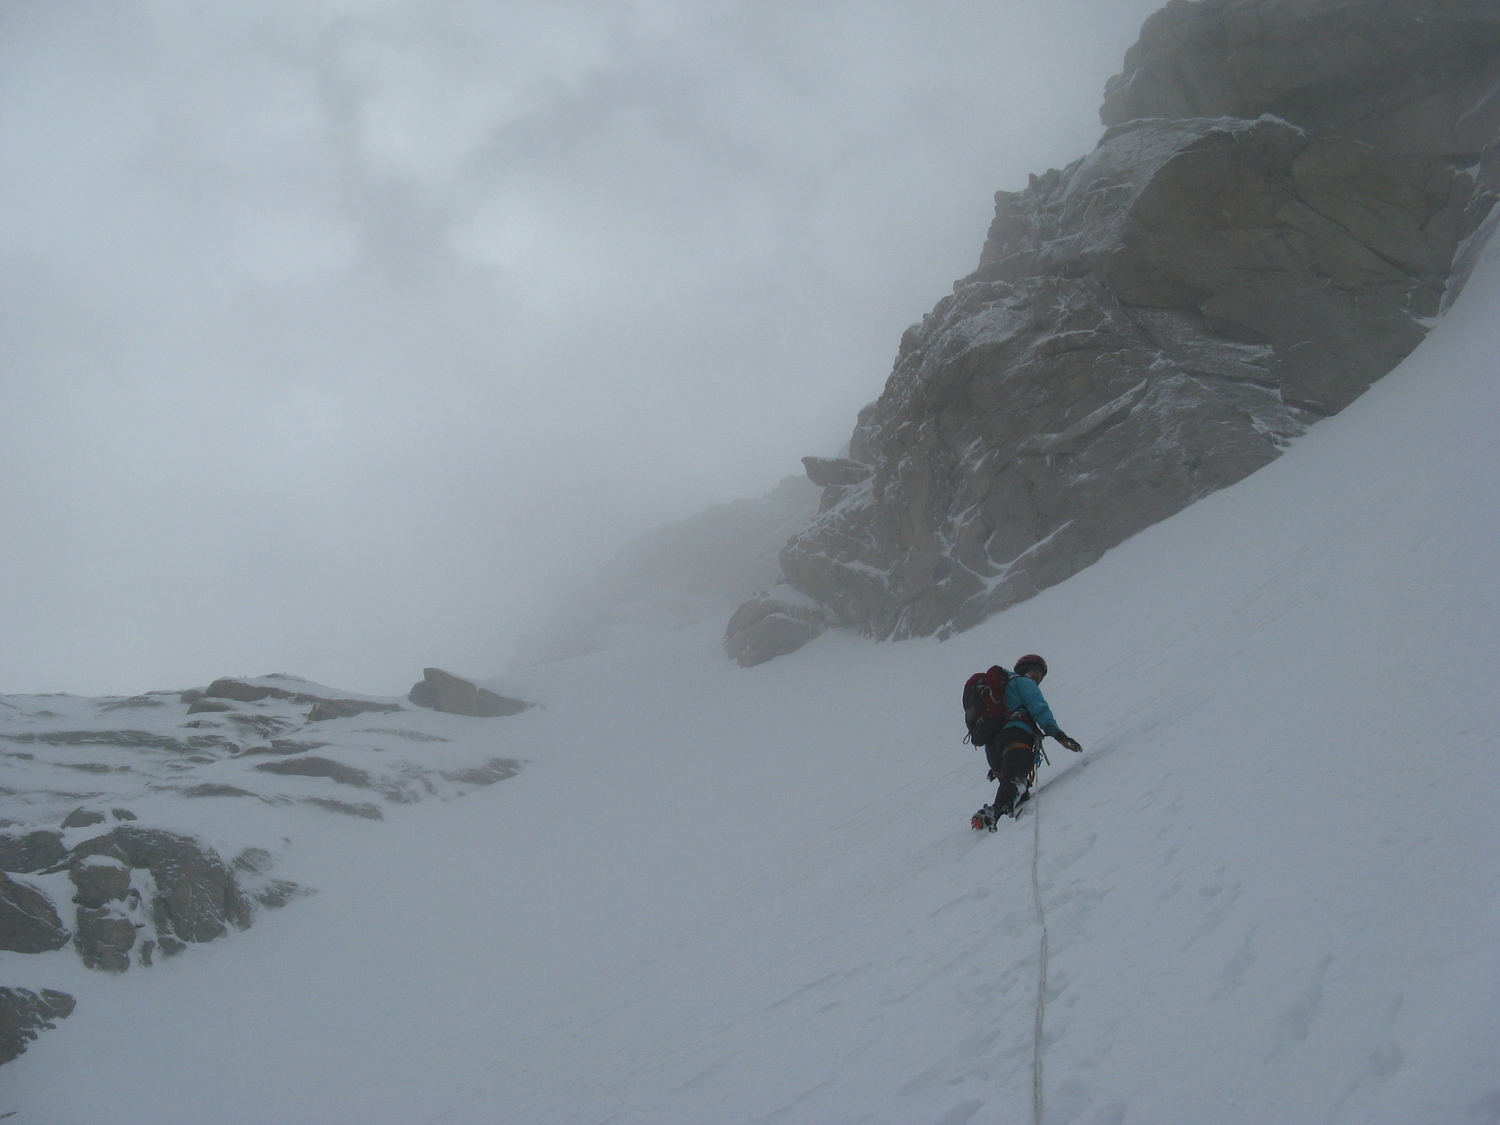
[5,248,1499,1124]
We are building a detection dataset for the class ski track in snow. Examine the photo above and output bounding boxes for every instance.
[5,229,1500,1125]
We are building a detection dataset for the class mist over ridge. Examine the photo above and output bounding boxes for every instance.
[0,0,1164,696]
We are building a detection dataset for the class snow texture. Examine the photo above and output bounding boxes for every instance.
[1,197,1496,1125]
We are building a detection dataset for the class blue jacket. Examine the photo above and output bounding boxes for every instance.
[1003,675,1061,739]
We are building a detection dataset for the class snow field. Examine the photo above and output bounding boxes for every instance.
[6,240,1500,1125]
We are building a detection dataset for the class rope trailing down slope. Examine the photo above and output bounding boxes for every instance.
[1030,789,1050,1125]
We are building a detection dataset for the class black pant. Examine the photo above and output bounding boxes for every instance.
[984,730,1037,813]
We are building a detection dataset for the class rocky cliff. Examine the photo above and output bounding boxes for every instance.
[726,0,1500,665]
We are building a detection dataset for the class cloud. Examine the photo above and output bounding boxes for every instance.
[0,0,1163,694]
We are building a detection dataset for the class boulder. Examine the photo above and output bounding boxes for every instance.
[60,807,106,829]
[0,872,70,953]
[0,987,75,1065]
[408,668,533,718]
[203,678,278,703]
[0,830,66,873]
[73,905,136,972]
[724,588,832,667]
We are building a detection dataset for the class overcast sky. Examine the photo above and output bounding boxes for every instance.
[1,0,1163,696]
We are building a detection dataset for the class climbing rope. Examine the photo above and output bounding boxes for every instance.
[1030,784,1049,1125]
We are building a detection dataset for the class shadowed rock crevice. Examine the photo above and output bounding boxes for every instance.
[726,0,1500,665]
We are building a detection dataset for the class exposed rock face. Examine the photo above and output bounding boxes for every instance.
[254,756,372,787]
[0,872,70,953]
[0,830,66,873]
[0,987,75,1064]
[73,905,136,972]
[1100,0,1500,155]
[408,668,533,718]
[726,0,1500,664]
[200,677,403,720]
[70,827,252,949]
[70,856,132,909]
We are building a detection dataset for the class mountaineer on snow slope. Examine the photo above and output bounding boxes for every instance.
[965,654,1082,831]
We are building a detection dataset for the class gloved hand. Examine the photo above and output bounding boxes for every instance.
[1055,733,1082,753]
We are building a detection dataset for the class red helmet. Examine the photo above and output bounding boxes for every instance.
[1014,654,1048,678]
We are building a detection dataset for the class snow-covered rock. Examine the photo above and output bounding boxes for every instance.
[0,672,534,1060]
[727,0,1500,664]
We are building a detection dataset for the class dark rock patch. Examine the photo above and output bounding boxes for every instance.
[226,715,297,738]
[187,698,237,714]
[408,668,534,718]
[69,857,132,909]
[0,872,70,953]
[253,757,371,788]
[203,678,402,723]
[97,695,166,713]
[111,808,137,821]
[204,678,279,703]
[254,879,315,909]
[442,758,524,787]
[61,807,107,828]
[356,727,450,742]
[179,784,259,799]
[0,987,75,1065]
[306,699,403,721]
[303,797,384,820]
[7,730,195,753]
[0,830,66,873]
[73,905,136,972]
[801,456,873,488]
[232,847,274,874]
[185,734,241,753]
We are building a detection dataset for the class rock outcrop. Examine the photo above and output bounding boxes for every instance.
[67,826,253,962]
[199,677,403,720]
[408,668,533,718]
[0,987,75,1065]
[0,830,66,873]
[727,0,1500,664]
[0,871,70,954]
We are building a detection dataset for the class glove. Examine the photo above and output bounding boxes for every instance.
[1055,733,1082,753]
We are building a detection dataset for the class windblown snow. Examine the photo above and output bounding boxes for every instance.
[4,234,1499,1125]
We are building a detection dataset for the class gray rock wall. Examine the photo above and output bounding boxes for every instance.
[726,0,1500,664]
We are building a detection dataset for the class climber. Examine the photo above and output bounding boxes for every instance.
[971,654,1082,830]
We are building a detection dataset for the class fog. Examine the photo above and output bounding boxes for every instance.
[1,0,1163,696]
